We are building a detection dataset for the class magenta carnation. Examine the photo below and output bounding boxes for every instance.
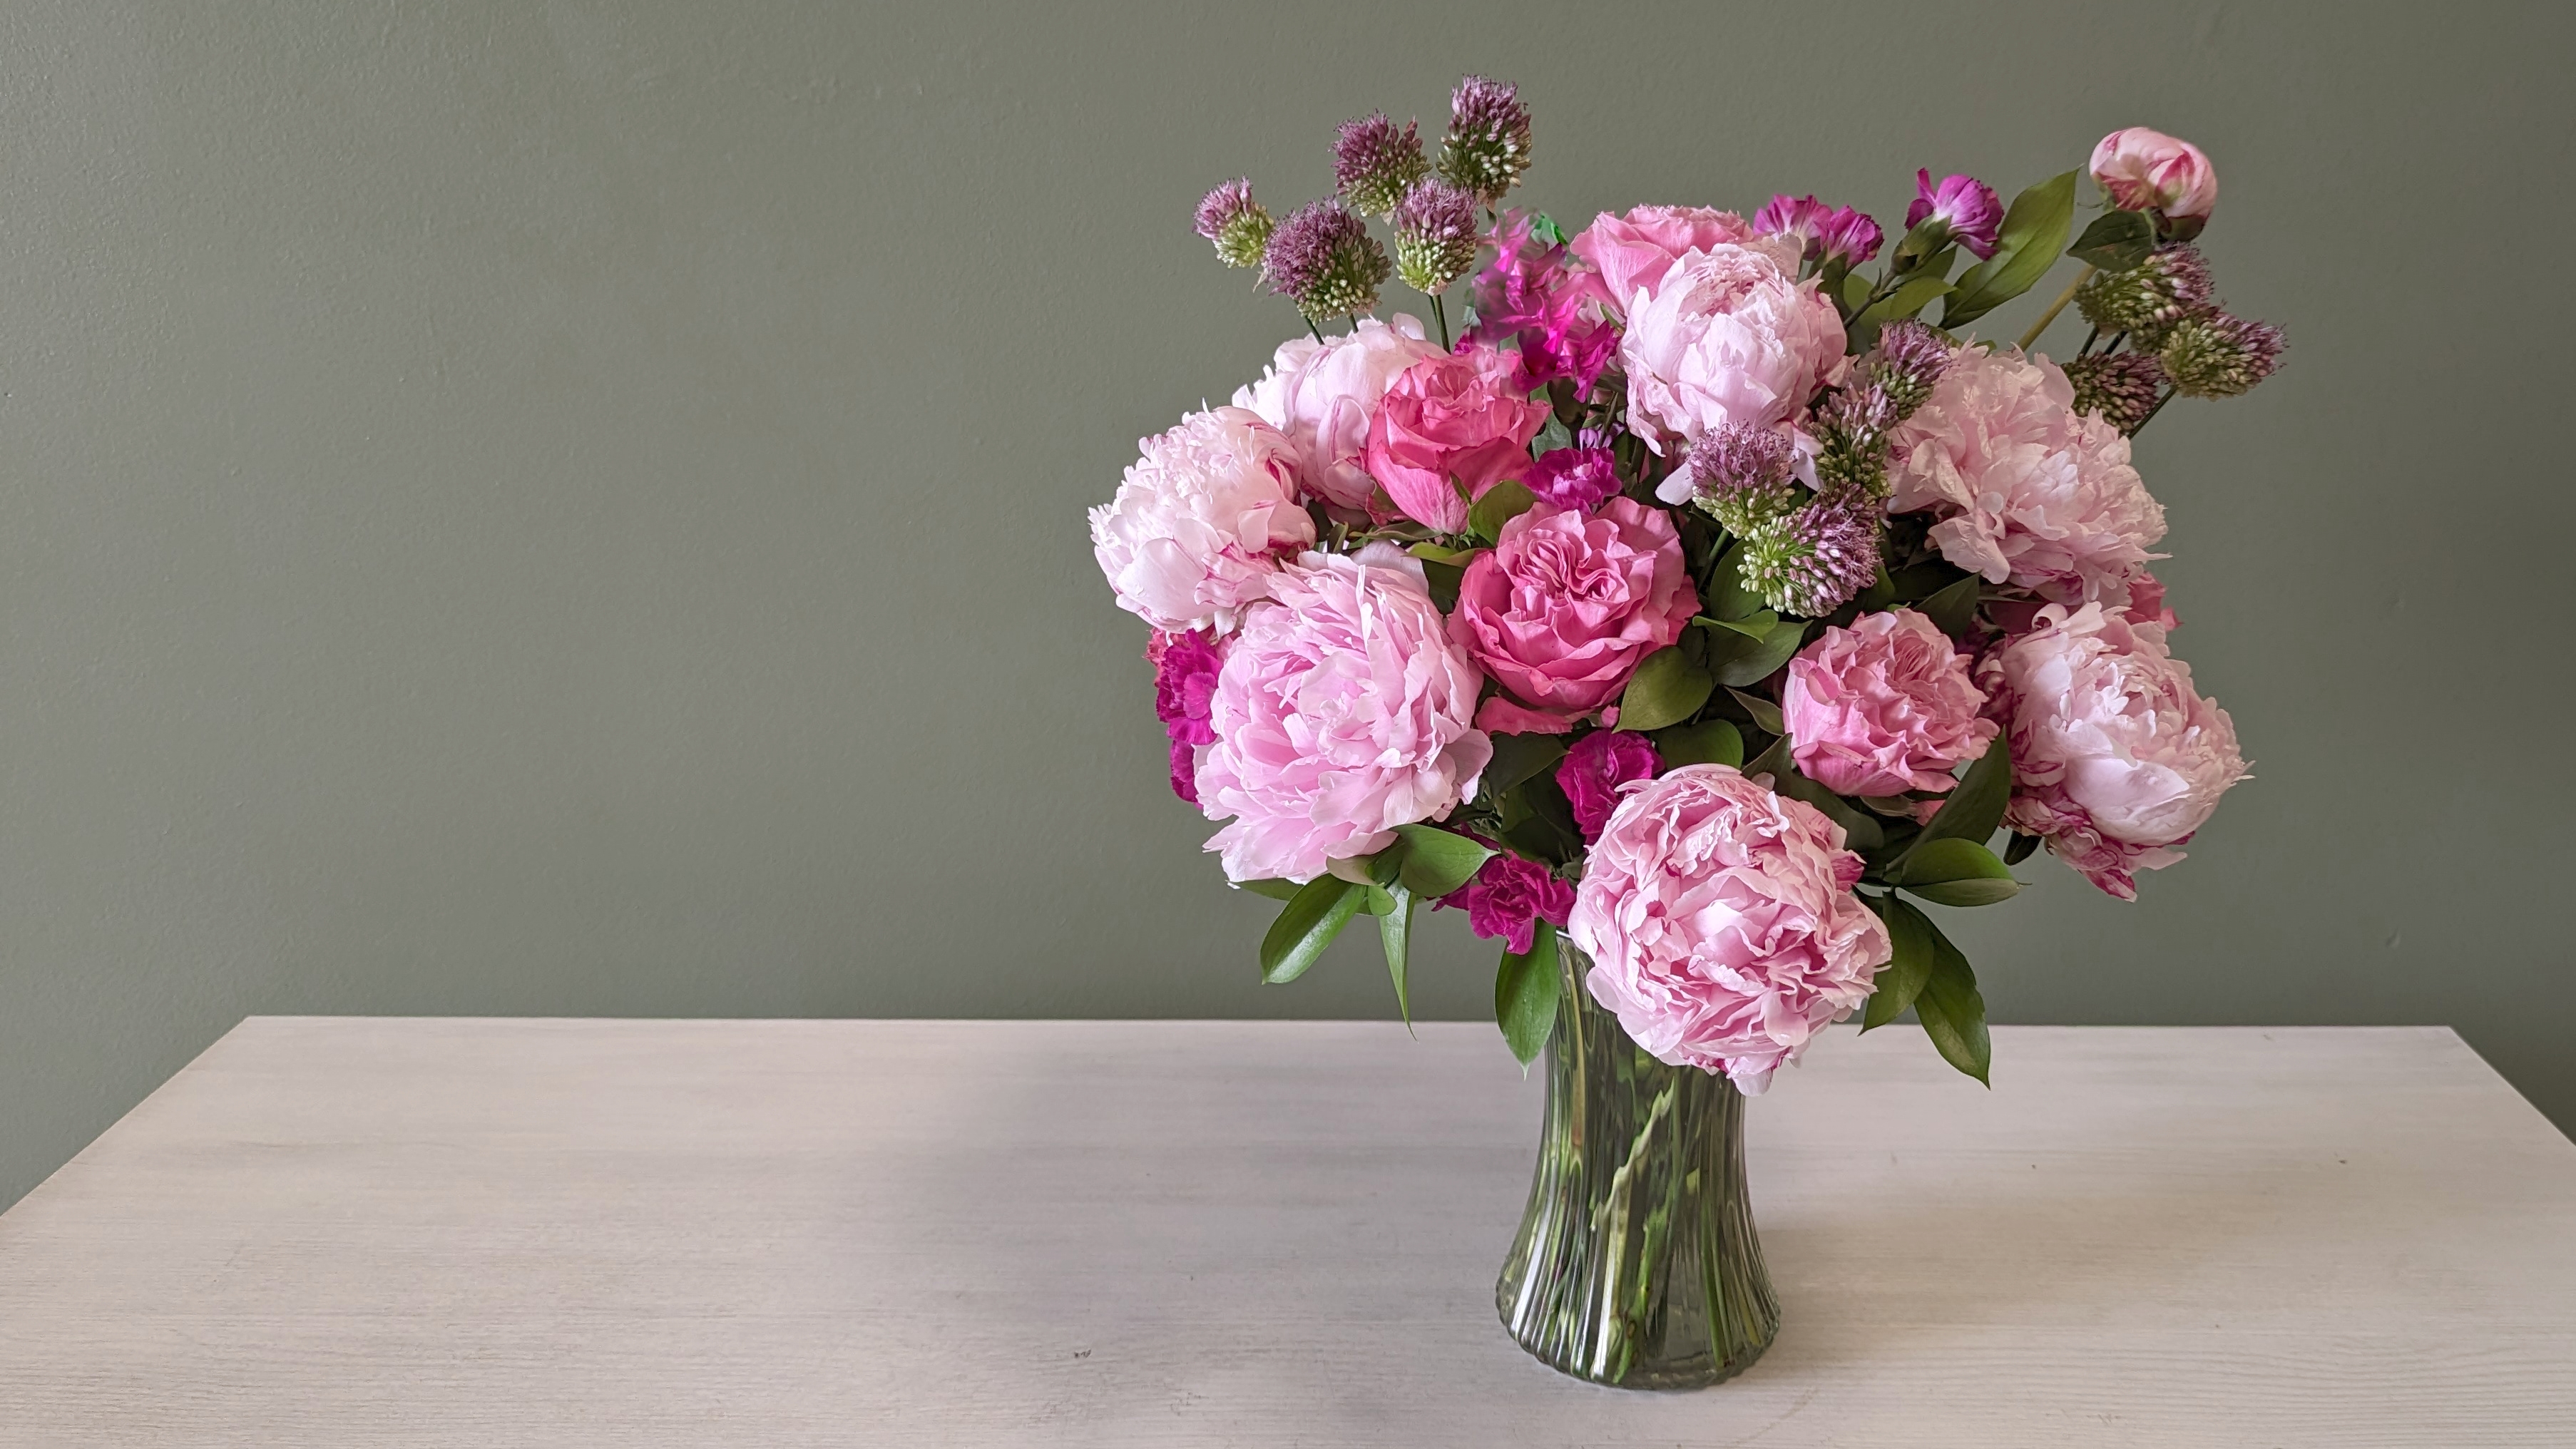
[1620,240,1850,454]
[1556,729,1662,841]
[1090,406,1317,633]
[1448,497,1699,732]
[1441,852,1575,956]
[1363,345,1551,533]
[1905,170,2004,259]
[1525,446,1622,512]
[1781,608,1998,797]
[1752,194,1883,267]
[1568,764,1891,1092]
[1570,205,1758,317]
[1468,211,1620,393]
[1233,315,1443,511]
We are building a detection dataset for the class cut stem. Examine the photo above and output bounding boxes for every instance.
[1431,292,1453,350]
[2018,265,2094,352]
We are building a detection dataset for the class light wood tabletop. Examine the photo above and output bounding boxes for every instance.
[0,1018,2570,1446]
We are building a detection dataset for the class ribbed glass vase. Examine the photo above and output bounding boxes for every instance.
[1495,943,1780,1389]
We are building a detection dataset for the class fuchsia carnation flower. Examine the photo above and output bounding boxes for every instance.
[2090,128,2217,238]
[1753,194,1884,268]
[1906,171,2004,259]
[1569,765,1891,1092]
[1570,205,1758,318]
[1448,498,1699,732]
[1233,316,1444,511]
[1195,545,1493,884]
[1887,343,2167,607]
[1976,602,2247,901]
[1524,447,1622,513]
[1782,608,1998,797]
[1364,345,1552,533]
[1469,211,1620,393]
[1620,241,1850,454]
[1441,853,1575,956]
[1556,729,1662,841]
[1090,406,1317,633]
[1149,629,1227,804]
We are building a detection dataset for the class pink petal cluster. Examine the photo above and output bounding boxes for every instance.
[1752,194,1884,267]
[1620,241,1850,454]
[1556,729,1662,841]
[1448,498,1698,732]
[1570,205,1757,319]
[1441,852,1575,956]
[1975,602,2247,901]
[1523,446,1623,513]
[1782,608,1999,797]
[1568,765,1891,1092]
[2090,128,2217,236]
[1090,406,1317,633]
[1469,212,1620,393]
[1195,545,1493,883]
[1363,345,1552,533]
[1149,629,1227,804]
[1232,316,1445,511]
[1905,171,2004,259]
[1887,344,2167,607]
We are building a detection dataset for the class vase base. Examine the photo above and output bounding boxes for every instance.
[1498,1307,1778,1391]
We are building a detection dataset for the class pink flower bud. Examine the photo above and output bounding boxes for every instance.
[2088,128,2217,238]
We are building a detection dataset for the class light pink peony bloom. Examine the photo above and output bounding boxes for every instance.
[1233,315,1445,511]
[1090,406,1317,633]
[1363,345,1552,533]
[1976,602,2247,900]
[1569,764,1891,1092]
[1195,544,1493,883]
[1570,205,1757,318]
[1887,344,2167,607]
[1620,242,1850,454]
[1783,608,1999,797]
[1448,498,1699,729]
[2090,128,2217,237]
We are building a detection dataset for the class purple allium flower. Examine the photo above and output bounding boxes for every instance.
[1754,194,1886,269]
[1660,420,1799,535]
[1866,319,1953,421]
[1391,178,1479,295]
[2063,350,2169,433]
[2075,244,2214,344]
[1194,178,1274,269]
[1334,111,1428,217]
[1811,385,1899,497]
[1905,170,2005,259]
[1263,199,1392,322]
[1525,446,1622,513]
[1438,75,1533,203]
[2157,309,2286,398]
[1739,487,1885,618]
[1556,730,1664,842]
[1438,851,1574,956]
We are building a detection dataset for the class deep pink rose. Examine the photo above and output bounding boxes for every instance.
[1620,241,1850,453]
[2090,128,2217,238]
[1782,608,1998,797]
[1232,315,1445,511]
[1556,729,1662,841]
[1363,346,1551,533]
[1448,497,1699,729]
[1089,406,1317,633]
[1570,205,1757,317]
[1440,853,1575,956]
[1568,764,1891,1092]
[1470,211,1620,393]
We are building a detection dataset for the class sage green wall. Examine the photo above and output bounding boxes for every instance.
[1,0,2567,1209]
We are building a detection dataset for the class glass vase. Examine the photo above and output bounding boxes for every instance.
[1495,942,1781,1389]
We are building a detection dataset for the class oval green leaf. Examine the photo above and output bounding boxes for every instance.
[1862,895,1936,1031]
[1616,645,1714,732]
[1941,169,2079,327]
[1495,921,1561,1068]
[1259,876,1365,985]
[1391,823,1495,899]
[1468,481,1538,543]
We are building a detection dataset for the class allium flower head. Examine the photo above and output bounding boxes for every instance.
[1811,385,1900,498]
[1864,319,1953,421]
[2157,310,2286,398]
[1664,419,1799,533]
[1754,194,1885,269]
[1334,112,1428,218]
[1391,178,1480,295]
[2063,351,2168,434]
[1264,200,1392,322]
[1438,75,1533,204]
[1906,171,2004,260]
[1195,178,1274,269]
[1738,488,1884,618]
[2075,244,2212,343]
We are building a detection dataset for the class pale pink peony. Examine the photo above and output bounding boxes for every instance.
[1363,344,1551,533]
[1195,544,1493,883]
[1620,242,1850,454]
[1570,205,1757,319]
[1448,498,1698,729]
[1569,764,1890,1092]
[2090,128,2217,236]
[1887,344,2167,606]
[1782,608,1999,797]
[1090,406,1317,633]
[1232,315,1446,511]
[1976,602,2247,900]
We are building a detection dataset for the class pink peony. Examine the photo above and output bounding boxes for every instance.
[1570,205,1757,318]
[1568,764,1891,1092]
[1441,852,1575,956]
[1887,344,2167,607]
[1195,544,1493,883]
[1448,497,1699,730]
[1363,345,1552,533]
[1620,241,1850,454]
[1556,729,1662,841]
[1470,211,1620,393]
[1782,608,1998,797]
[2090,128,2217,237]
[1233,316,1446,511]
[1090,406,1317,633]
[1976,602,2247,901]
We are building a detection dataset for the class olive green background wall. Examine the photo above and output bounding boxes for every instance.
[1,0,2567,1210]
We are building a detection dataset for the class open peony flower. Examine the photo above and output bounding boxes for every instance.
[1886,343,2167,606]
[1782,608,1998,797]
[1556,729,1662,841]
[1090,406,1317,633]
[2090,127,2217,238]
[1569,764,1891,1092]
[1570,205,1758,319]
[1621,241,1849,454]
[1440,852,1575,956]
[1364,344,1552,533]
[1976,602,2247,900]
[1448,497,1699,732]
[1195,544,1493,883]
[1233,316,1445,511]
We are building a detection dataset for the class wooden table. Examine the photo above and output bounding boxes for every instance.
[1,1020,2570,1445]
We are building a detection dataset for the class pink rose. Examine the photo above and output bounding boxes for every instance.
[1232,316,1446,511]
[1196,544,1493,883]
[1887,343,2167,607]
[1976,602,2248,901]
[1782,608,1998,797]
[1570,205,1757,317]
[1569,764,1891,1092]
[1448,497,1699,729]
[1090,406,1317,633]
[1556,729,1662,841]
[1364,345,1551,533]
[2090,128,2217,237]
[1620,242,1850,454]
[1441,853,1575,956]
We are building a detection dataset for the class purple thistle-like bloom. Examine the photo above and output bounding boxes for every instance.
[1525,446,1623,513]
[1739,488,1885,618]
[1662,421,1801,535]
[2076,243,2214,343]
[1334,112,1428,217]
[1438,75,1533,203]
[1194,178,1274,269]
[1391,178,1479,295]
[1264,199,1391,322]
[1906,170,2004,259]
[2157,309,2286,398]
[2063,350,2169,433]
[1867,319,1953,420]
[1754,194,1886,268]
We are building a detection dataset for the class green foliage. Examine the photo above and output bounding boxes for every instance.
[1888,838,2020,906]
[1705,614,1810,687]
[1695,610,1777,640]
[1856,273,1953,329]
[2068,209,2157,272]
[1861,894,1936,1030]
[1910,734,2010,851]
[1468,481,1538,543]
[1725,687,1784,735]
[1914,931,1992,1084]
[1376,884,1416,1025]
[1707,544,1767,621]
[1419,557,1464,612]
[1494,921,1561,1068]
[1388,823,1494,898]
[1259,876,1366,984]
[1653,718,1744,769]
[1941,170,2079,326]
[1237,878,1302,901]
[1479,732,1568,802]
[1917,572,1983,638]
[1617,645,1714,732]
[2003,831,2041,865]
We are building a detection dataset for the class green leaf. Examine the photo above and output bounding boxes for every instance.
[1913,930,1992,1084]
[1495,921,1561,1068]
[1708,544,1766,621]
[1377,884,1416,1026]
[1891,838,2020,906]
[1742,732,1792,782]
[1713,615,1809,687]
[1479,733,1568,802]
[2003,831,2041,865]
[1941,169,2078,327]
[1237,878,1302,901]
[1862,895,1937,1031]
[1839,269,1874,314]
[1531,213,1568,247]
[1468,481,1538,543]
[1856,272,1953,328]
[1906,876,2021,907]
[1419,558,1464,613]
[1408,541,1483,567]
[1916,573,1983,638]
[1885,561,1966,603]
[1911,734,2010,851]
[1616,645,1714,732]
[1695,610,1778,640]
[1391,823,1494,899]
[1259,876,1366,984]
[2068,208,2156,272]
[1653,718,1743,769]
[1725,687,1784,735]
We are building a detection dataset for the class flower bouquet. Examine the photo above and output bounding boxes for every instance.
[1090,78,2276,1388]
